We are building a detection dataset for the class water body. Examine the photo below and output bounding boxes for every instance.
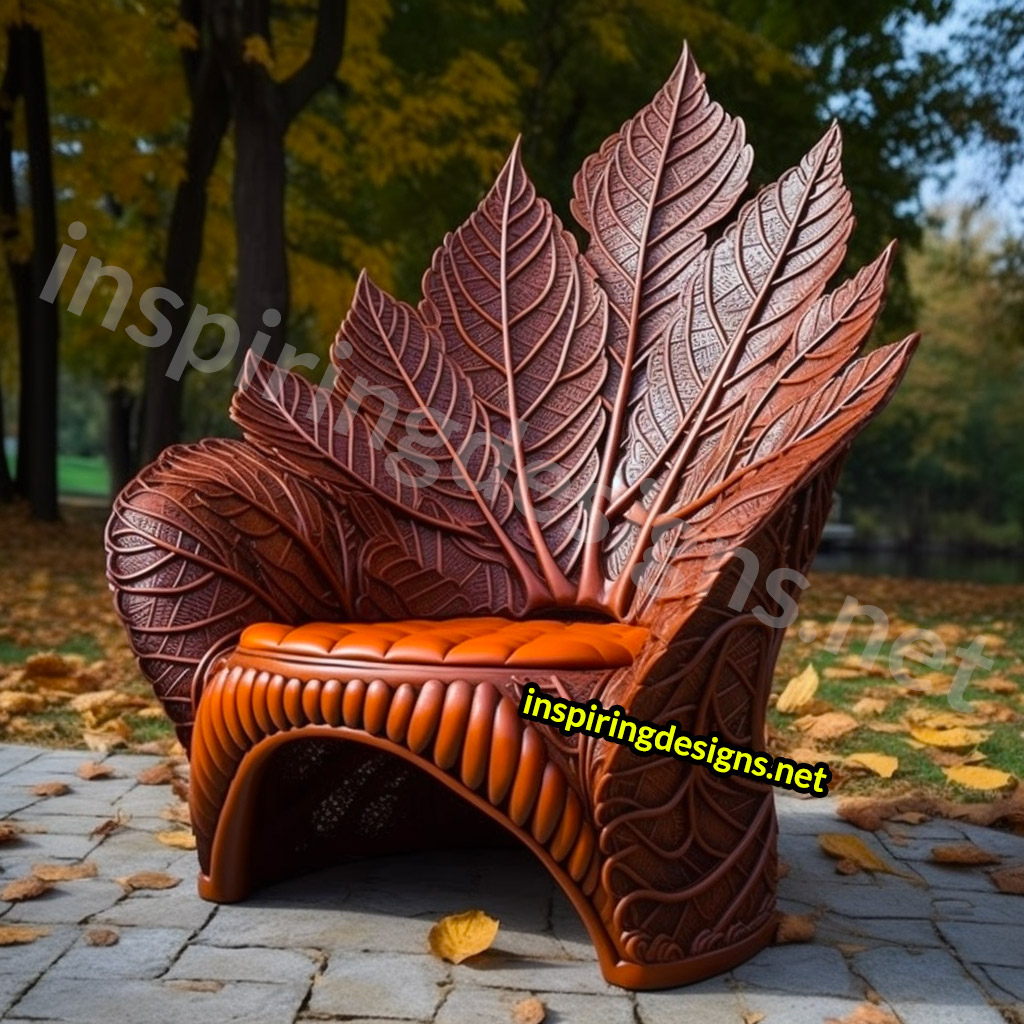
[813,548,1024,585]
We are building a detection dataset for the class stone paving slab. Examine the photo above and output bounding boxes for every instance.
[2,744,1023,1024]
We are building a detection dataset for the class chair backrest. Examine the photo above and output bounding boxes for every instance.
[231,43,917,628]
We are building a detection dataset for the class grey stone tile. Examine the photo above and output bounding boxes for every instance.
[198,903,426,952]
[92,890,215,931]
[814,911,943,949]
[2,879,125,924]
[909,860,1003,893]
[734,993,885,1024]
[0,925,78,976]
[932,889,1024,925]
[47,926,191,979]
[550,892,593,960]
[440,985,636,1024]
[164,944,318,984]
[788,875,933,919]
[853,946,1006,1024]
[638,977,745,1024]
[9,977,309,1024]
[733,945,861,998]
[309,951,446,1020]
[980,965,1024,1004]
[935,921,1024,968]
[0,746,43,775]
[956,824,1024,859]
[0,830,100,861]
[451,951,614,994]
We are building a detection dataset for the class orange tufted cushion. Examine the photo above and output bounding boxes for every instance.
[238,618,648,670]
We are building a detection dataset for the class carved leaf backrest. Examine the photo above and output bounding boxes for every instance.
[233,44,917,627]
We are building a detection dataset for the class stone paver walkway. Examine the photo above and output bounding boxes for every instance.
[1,743,1022,1023]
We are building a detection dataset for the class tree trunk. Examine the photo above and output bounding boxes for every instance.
[0,27,25,502]
[232,72,288,365]
[19,25,59,521]
[106,386,136,497]
[140,49,230,464]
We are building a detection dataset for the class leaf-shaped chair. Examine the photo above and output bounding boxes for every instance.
[106,44,917,989]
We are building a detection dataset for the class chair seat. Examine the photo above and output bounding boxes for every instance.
[238,618,648,669]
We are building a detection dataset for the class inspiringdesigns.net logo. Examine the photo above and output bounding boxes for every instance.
[518,685,832,796]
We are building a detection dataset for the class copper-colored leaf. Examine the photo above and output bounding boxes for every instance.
[84,927,120,947]
[511,995,546,1024]
[929,843,1001,866]
[2,876,52,901]
[794,712,859,743]
[774,913,815,944]
[427,909,499,963]
[31,781,70,798]
[889,811,930,825]
[90,813,128,838]
[31,861,98,882]
[154,830,196,850]
[0,822,24,844]
[825,1004,899,1024]
[160,801,191,826]
[989,865,1024,894]
[835,858,861,875]
[24,652,74,677]
[115,871,181,893]
[0,924,50,945]
[943,765,1015,790]
[777,664,819,714]
[77,761,115,780]
[852,697,888,716]
[137,763,176,786]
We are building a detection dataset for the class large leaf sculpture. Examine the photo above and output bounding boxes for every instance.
[233,42,916,625]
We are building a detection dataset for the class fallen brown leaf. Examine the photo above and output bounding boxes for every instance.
[0,924,50,945]
[160,802,191,826]
[115,871,181,893]
[851,697,888,716]
[84,927,119,947]
[889,812,929,825]
[31,781,70,797]
[31,861,98,882]
[511,995,546,1024]
[2,876,52,901]
[835,858,862,875]
[989,864,1024,894]
[774,913,815,943]
[776,860,790,880]
[77,761,115,781]
[428,909,499,963]
[974,677,1019,695]
[90,813,129,838]
[742,1014,766,1024]
[793,712,859,743]
[137,763,176,786]
[0,822,24,844]
[825,1003,899,1024]
[24,652,75,677]
[929,843,1002,866]
[170,777,190,802]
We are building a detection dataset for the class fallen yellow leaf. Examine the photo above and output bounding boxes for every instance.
[943,765,1015,790]
[154,830,196,850]
[777,664,819,714]
[428,909,499,964]
[818,833,914,880]
[844,753,898,779]
[910,726,989,749]
[851,697,887,716]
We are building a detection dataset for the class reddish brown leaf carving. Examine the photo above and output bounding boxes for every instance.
[601,125,856,613]
[572,44,752,594]
[234,352,527,615]
[421,140,608,601]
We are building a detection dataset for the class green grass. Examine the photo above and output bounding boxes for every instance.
[0,635,105,665]
[3,451,109,496]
